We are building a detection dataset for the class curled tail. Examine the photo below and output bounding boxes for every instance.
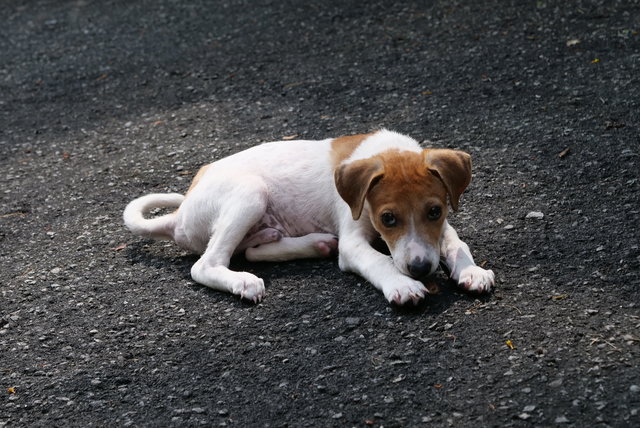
[123,193,184,240]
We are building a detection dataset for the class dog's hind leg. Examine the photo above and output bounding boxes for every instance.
[189,177,268,302]
[245,233,338,262]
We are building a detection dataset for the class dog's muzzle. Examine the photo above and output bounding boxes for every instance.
[407,257,432,278]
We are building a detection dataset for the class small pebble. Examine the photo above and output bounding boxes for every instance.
[525,211,544,220]
[345,317,361,326]
[549,378,563,388]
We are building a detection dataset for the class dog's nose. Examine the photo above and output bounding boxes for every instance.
[407,258,432,278]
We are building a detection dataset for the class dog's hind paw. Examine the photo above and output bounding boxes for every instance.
[231,272,266,303]
[457,266,494,293]
[314,235,339,258]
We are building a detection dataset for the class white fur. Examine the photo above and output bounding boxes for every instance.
[348,129,421,162]
[392,220,440,277]
[123,193,183,239]
[123,130,494,304]
[440,221,495,292]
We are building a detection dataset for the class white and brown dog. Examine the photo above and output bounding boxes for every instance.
[123,130,494,305]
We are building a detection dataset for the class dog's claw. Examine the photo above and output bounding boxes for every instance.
[386,278,427,305]
[233,272,265,303]
[458,266,494,293]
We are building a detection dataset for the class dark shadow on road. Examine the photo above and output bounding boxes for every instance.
[122,239,489,314]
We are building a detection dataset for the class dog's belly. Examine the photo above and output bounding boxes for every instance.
[239,207,332,250]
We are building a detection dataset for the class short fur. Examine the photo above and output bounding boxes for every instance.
[124,130,494,304]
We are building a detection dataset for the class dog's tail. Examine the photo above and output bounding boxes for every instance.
[123,193,184,240]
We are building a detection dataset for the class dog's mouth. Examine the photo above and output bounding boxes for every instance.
[407,268,438,282]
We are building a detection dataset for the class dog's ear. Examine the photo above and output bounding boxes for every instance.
[423,149,472,211]
[334,158,384,220]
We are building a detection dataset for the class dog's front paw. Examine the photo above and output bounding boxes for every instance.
[231,272,266,303]
[383,277,428,305]
[457,266,494,293]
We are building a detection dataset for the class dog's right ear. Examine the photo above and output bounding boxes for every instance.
[334,158,384,220]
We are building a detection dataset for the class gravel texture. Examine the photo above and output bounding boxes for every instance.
[1,0,639,426]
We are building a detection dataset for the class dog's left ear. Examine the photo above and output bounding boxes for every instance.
[423,149,472,211]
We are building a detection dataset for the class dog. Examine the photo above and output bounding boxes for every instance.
[123,130,494,305]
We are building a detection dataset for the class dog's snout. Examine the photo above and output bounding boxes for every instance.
[407,257,432,278]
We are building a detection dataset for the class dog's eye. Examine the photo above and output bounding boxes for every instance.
[427,206,442,221]
[380,212,397,227]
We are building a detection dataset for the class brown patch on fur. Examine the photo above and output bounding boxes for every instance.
[334,156,384,220]
[365,150,449,250]
[186,164,211,196]
[174,164,211,213]
[330,132,375,167]
[423,149,472,211]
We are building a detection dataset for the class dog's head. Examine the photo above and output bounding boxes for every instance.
[335,148,472,278]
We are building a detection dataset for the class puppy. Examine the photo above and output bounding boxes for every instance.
[123,130,494,304]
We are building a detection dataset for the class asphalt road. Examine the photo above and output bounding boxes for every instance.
[1,0,639,426]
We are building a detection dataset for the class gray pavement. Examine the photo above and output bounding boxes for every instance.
[1,1,639,426]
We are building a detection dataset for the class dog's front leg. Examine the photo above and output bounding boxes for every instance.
[440,221,495,293]
[338,230,428,305]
